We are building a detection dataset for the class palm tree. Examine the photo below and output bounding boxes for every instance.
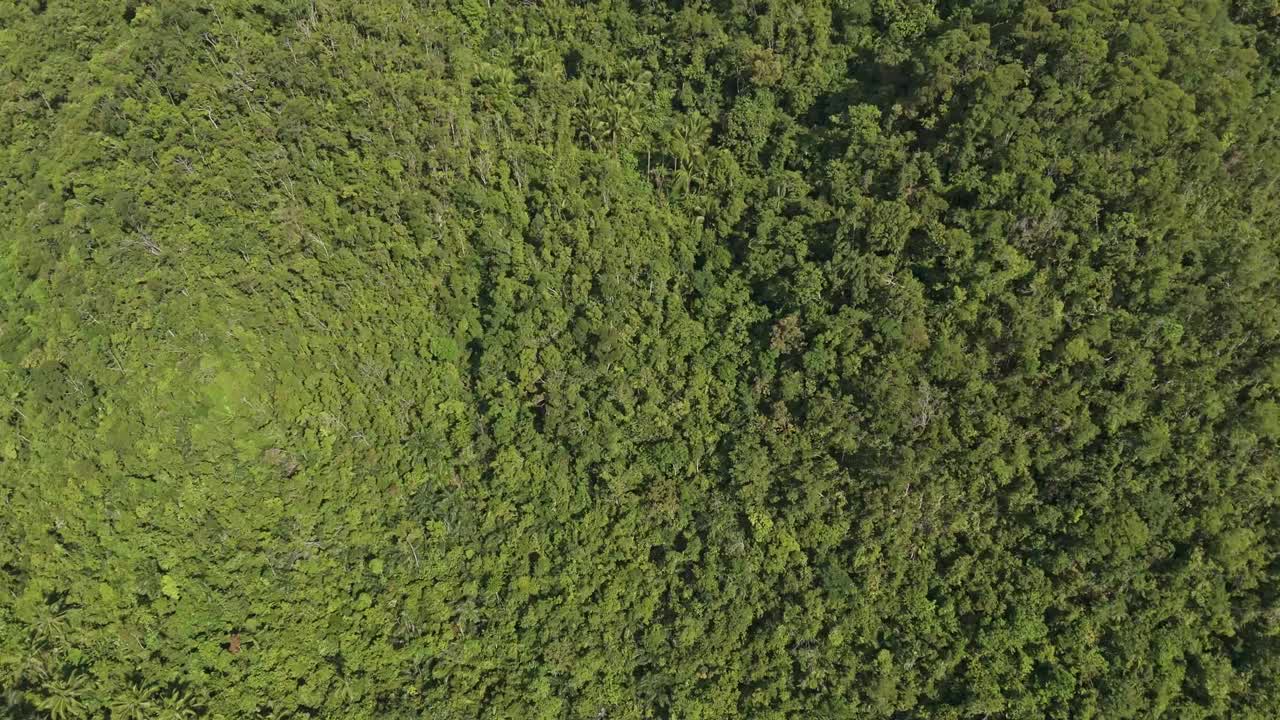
[156,689,199,720]
[29,608,69,649]
[17,650,51,684]
[672,167,694,196]
[108,681,156,720]
[518,36,558,76]
[476,66,518,114]
[669,112,710,175]
[34,674,89,720]
[619,58,651,95]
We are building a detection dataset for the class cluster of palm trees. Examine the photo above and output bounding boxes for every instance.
[554,57,714,188]
[3,601,200,719]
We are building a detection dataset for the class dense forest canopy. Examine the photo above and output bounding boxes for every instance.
[1,0,1279,717]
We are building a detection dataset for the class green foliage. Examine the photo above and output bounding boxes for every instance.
[1,0,1278,717]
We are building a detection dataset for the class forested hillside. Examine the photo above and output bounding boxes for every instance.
[1,0,1278,717]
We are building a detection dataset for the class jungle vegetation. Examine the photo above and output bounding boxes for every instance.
[1,0,1279,718]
